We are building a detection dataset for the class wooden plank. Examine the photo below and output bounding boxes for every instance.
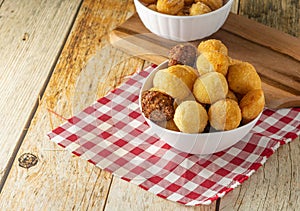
[106,177,216,211]
[238,0,300,37]
[109,13,300,109]
[219,137,300,210]
[0,0,82,183]
[0,0,140,210]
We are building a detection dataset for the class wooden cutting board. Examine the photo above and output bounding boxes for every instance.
[109,13,300,109]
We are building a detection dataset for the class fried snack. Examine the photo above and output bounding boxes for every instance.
[184,0,194,5]
[147,4,157,11]
[156,119,180,131]
[197,39,228,55]
[141,90,175,122]
[227,62,262,95]
[226,89,238,102]
[239,89,265,124]
[189,2,212,16]
[193,72,228,104]
[153,65,198,100]
[195,0,223,10]
[140,0,157,4]
[168,43,198,67]
[174,101,208,133]
[208,99,242,131]
[157,0,185,15]
[196,51,229,76]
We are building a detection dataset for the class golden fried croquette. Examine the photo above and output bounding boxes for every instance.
[156,119,180,131]
[147,4,157,11]
[196,51,229,76]
[189,2,212,16]
[157,0,185,15]
[153,65,198,100]
[197,39,228,55]
[140,0,157,4]
[184,0,194,5]
[193,72,228,104]
[227,62,262,95]
[174,101,208,133]
[239,89,265,124]
[208,99,242,131]
[195,0,223,10]
[226,89,238,102]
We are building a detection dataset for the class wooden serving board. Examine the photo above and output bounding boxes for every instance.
[109,13,300,109]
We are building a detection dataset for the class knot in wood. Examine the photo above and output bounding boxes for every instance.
[18,153,38,169]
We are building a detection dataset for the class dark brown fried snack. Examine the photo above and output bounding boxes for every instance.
[141,90,175,122]
[168,43,198,67]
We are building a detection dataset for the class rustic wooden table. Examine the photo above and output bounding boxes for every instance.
[0,0,299,210]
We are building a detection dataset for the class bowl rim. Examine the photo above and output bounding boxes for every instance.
[139,60,263,138]
[134,0,234,19]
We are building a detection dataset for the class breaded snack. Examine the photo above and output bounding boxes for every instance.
[193,72,228,104]
[227,62,262,95]
[140,0,157,4]
[239,89,265,124]
[196,51,229,76]
[174,101,208,133]
[184,0,194,5]
[141,90,175,122]
[147,4,157,11]
[153,65,198,100]
[156,119,180,131]
[226,89,238,102]
[168,43,198,67]
[195,0,223,10]
[189,2,212,16]
[177,6,190,15]
[157,0,185,15]
[197,39,228,55]
[208,99,242,131]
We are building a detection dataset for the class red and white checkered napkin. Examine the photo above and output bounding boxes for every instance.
[48,65,300,206]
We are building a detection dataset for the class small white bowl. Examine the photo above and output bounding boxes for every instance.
[134,0,234,42]
[139,61,262,155]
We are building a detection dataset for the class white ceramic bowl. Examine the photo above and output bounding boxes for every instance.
[134,0,234,42]
[139,61,262,155]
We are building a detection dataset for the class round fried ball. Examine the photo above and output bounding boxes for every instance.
[153,65,198,100]
[140,0,157,4]
[196,51,229,76]
[184,0,194,5]
[156,119,180,132]
[195,0,223,10]
[189,2,212,16]
[141,90,175,122]
[157,0,184,15]
[208,99,242,131]
[226,89,238,102]
[239,89,265,124]
[168,43,198,67]
[197,39,228,55]
[227,62,262,95]
[174,101,208,133]
[147,4,157,11]
[193,72,228,104]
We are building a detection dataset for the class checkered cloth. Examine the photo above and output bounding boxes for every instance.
[47,64,300,206]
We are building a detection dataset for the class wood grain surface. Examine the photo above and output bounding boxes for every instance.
[0,0,82,185]
[0,0,299,210]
